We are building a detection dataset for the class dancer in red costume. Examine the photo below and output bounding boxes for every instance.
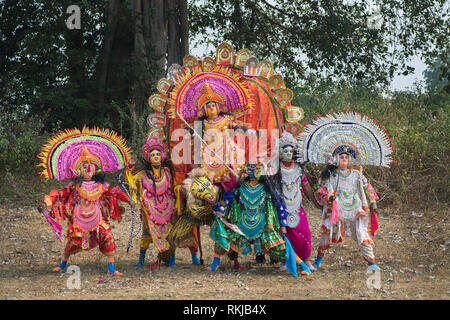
[37,127,133,275]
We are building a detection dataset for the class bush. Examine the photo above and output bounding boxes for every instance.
[0,112,65,206]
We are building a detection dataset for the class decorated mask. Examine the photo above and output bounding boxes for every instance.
[278,131,298,163]
[245,162,263,180]
[72,147,102,178]
[190,176,218,203]
[330,144,357,168]
[198,81,224,118]
[281,145,295,162]
[142,136,167,164]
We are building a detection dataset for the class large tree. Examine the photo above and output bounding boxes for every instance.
[189,0,449,87]
[0,0,189,135]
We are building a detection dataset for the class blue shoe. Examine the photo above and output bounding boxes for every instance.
[368,262,380,271]
[192,253,200,265]
[165,253,175,267]
[52,259,68,272]
[107,261,123,276]
[298,261,311,276]
[312,256,323,270]
[134,249,146,268]
[204,256,220,271]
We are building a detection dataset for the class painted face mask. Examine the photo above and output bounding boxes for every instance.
[281,145,295,162]
[190,176,217,203]
[330,144,357,167]
[149,149,162,166]
[80,162,97,180]
[141,136,167,164]
[245,163,263,179]
[72,147,102,178]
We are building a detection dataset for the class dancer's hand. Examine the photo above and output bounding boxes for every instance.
[280,226,287,235]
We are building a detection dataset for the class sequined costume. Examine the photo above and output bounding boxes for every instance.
[316,168,375,262]
[296,111,394,271]
[126,137,198,267]
[200,111,241,191]
[44,180,129,256]
[224,180,286,260]
[279,163,312,262]
[37,127,132,275]
[207,163,286,272]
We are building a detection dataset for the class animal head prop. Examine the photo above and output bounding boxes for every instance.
[183,168,219,204]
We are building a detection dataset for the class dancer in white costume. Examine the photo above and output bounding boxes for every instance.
[296,111,394,272]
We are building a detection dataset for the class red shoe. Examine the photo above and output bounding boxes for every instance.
[150,260,160,271]
[233,260,245,271]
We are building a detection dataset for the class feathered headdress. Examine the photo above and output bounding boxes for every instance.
[37,126,132,180]
[297,111,394,167]
[198,81,225,109]
[278,131,298,150]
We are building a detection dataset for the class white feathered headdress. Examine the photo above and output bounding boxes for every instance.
[296,111,394,167]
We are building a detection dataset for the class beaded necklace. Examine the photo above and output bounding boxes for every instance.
[142,168,174,226]
[238,181,267,239]
[75,182,106,201]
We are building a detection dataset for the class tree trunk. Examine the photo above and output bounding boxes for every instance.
[98,0,121,109]
[167,0,189,66]
[149,0,167,79]
[178,0,189,58]
[167,0,181,66]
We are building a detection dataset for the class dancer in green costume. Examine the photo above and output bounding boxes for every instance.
[205,162,286,271]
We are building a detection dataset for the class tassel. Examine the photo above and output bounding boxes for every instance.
[370,209,379,236]
[331,199,339,224]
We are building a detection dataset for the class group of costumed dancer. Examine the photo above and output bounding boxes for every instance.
[37,43,394,277]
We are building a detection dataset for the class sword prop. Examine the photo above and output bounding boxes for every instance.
[37,205,63,242]
[177,112,239,179]
[115,172,142,253]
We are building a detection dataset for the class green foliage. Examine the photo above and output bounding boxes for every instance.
[190,0,449,86]
[424,50,450,93]
[0,110,65,205]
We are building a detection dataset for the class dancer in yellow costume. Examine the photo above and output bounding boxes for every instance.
[197,82,244,192]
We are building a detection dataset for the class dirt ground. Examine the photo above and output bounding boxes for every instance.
[0,202,448,300]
